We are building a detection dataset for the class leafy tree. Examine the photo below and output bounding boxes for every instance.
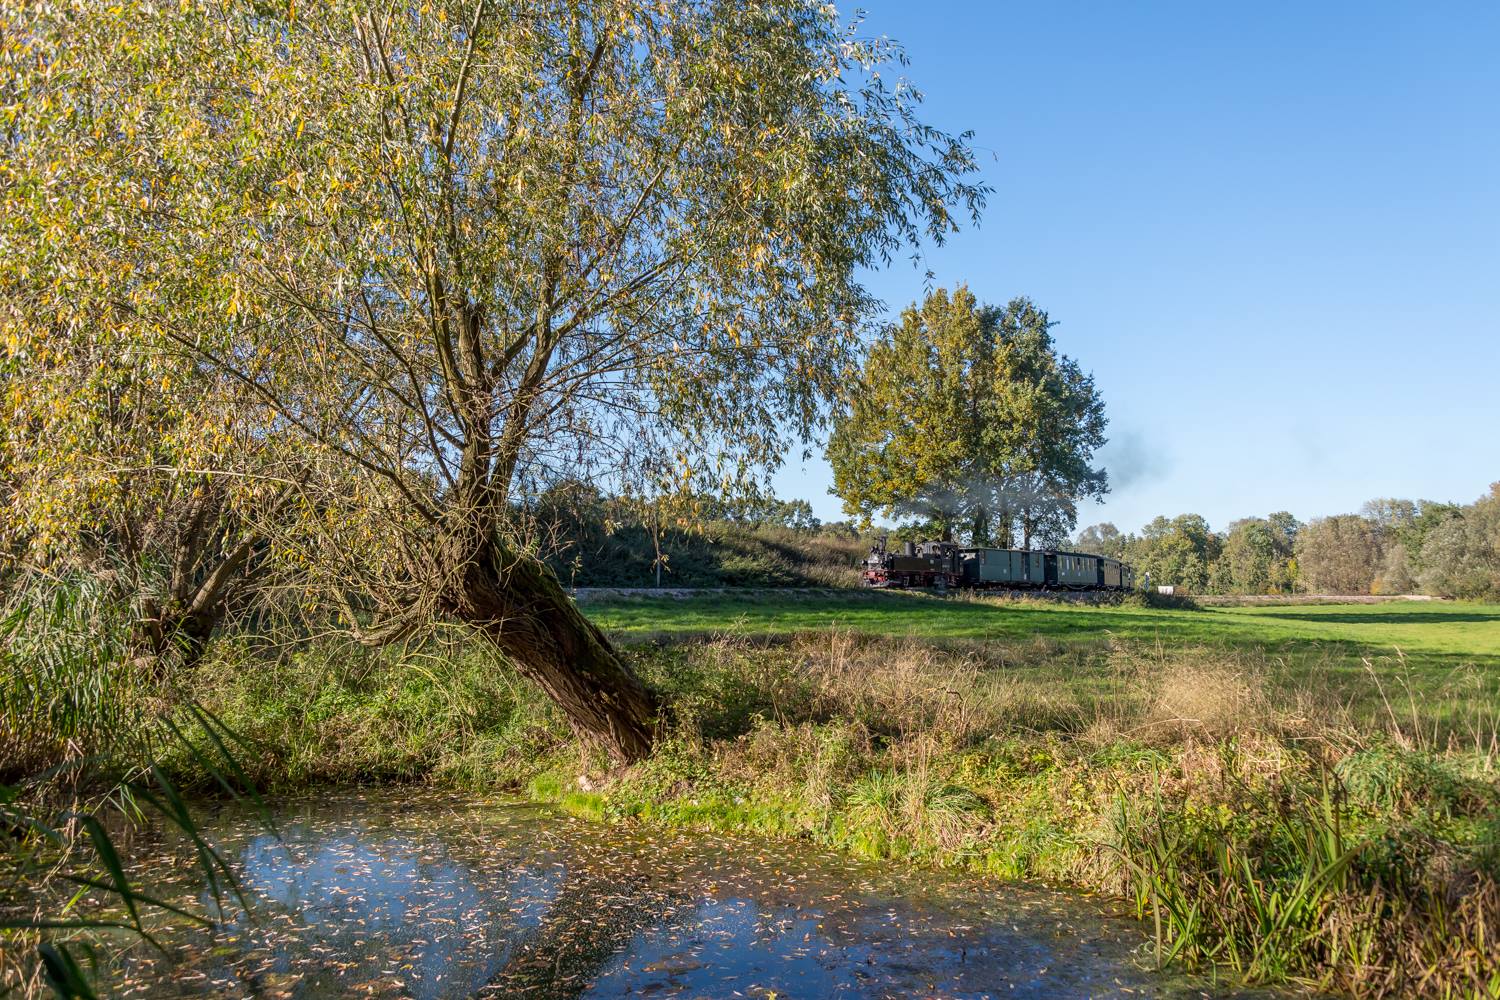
[1267,511,1301,551]
[1361,498,1419,535]
[1416,484,1500,600]
[1295,515,1383,594]
[1264,512,1301,592]
[1367,498,1462,585]
[0,27,293,671]
[12,2,983,759]
[827,289,1106,547]
[1128,514,1221,593]
[1214,519,1275,594]
[991,299,1110,547]
[754,498,821,534]
[1359,498,1415,593]
[1212,515,1297,594]
[1372,543,1416,595]
[1075,522,1127,560]
[1407,501,1464,552]
[0,338,280,672]
[826,288,988,542]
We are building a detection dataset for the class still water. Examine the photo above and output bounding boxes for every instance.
[106,792,1265,998]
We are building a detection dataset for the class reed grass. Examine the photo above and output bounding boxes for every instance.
[0,578,275,999]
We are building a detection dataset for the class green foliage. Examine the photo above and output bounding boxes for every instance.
[588,592,1500,734]
[827,288,1107,546]
[545,631,1498,998]
[0,576,134,780]
[1075,522,1128,560]
[1416,484,1500,601]
[180,639,566,791]
[1127,514,1223,593]
[0,579,281,999]
[1213,516,1297,594]
[7,0,986,631]
[5,2,989,763]
[8,578,1499,998]
[1073,485,1498,600]
[1297,514,1384,595]
[1113,767,1499,996]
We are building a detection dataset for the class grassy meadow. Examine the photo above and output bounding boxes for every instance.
[6,588,1499,997]
[591,593,1500,734]
[589,590,1500,661]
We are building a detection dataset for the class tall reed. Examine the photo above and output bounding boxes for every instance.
[1,576,273,998]
[1112,759,1499,998]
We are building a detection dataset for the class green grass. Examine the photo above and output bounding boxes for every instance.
[586,594,1500,734]
[525,629,1500,998]
[587,592,1500,659]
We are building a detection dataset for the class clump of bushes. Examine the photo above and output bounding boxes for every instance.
[534,504,869,589]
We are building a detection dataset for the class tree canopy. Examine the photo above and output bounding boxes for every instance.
[827,288,1106,547]
[1129,514,1221,593]
[1414,484,1500,600]
[1295,515,1383,595]
[1212,515,1296,595]
[1074,485,1500,600]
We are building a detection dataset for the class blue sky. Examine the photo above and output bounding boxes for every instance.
[772,1,1500,535]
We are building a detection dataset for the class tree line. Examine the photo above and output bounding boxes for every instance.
[1076,484,1500,599]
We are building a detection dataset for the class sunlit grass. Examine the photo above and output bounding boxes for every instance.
[586,591,1500,659]
[586,593,1500,734]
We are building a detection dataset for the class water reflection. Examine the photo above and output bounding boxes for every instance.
[110,793,1262,998]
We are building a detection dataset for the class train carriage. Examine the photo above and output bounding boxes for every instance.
[960,547,1043,587]
[864,541,1133,592]
[1049,551,1098,589]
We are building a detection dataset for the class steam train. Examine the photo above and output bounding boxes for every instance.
[863,540,1134,592]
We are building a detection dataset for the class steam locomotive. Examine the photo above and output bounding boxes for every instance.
[863,540,1134,591]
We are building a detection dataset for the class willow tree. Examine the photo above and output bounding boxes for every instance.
[0,311,283,674]
[828,289,1106,547]
[12,2,983,759]
[1,10,296,673]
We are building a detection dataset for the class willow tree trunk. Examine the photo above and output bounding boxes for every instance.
[437,535,658,763]
[132,602,219,678]
[129,535,257,679]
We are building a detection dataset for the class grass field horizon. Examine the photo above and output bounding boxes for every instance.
[589,591,1500,666]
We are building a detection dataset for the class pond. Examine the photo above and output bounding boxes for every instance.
[101,792,1272,998]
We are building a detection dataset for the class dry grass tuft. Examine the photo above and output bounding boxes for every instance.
[1145,659,1271,740]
